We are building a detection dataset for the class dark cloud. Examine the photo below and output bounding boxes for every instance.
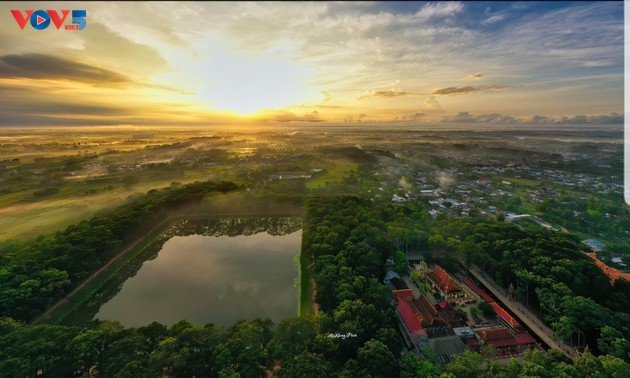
[399,112,425,121]
[467,72,483,80]
[315,104,344,109]
[442,112,520,124]
[358,90,419,99]
[0,53,133,85]
[528,113,623,124]
[260,110,324,123]
[431,85,507,95]
[441,112,623,124]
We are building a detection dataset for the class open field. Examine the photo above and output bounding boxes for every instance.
[305,159,358,189]
[1,124,626,245]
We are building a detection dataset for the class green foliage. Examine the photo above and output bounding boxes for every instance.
[278,351,333,378]
[394,250,409,275]
[267,316,318,365]
[477,301,495,318]
[444,350,484,378]
[597,326,630,361]
[431,217,630,354]
[399,353,440,378]
[0,181,239,322]
[357,339,398,378]
[0,195,629,376]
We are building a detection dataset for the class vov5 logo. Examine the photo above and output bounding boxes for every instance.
[10,10,87,30]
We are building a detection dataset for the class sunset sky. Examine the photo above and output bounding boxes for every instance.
[0,1,623,127]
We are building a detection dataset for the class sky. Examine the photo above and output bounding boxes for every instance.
[0,1,624,127]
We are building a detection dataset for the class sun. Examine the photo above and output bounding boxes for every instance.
[189,45,314,115]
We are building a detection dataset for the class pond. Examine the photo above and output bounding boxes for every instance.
[62,217,302,327]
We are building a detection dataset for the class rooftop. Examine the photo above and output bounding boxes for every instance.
[476,327,537,348]
[427,265,462,294]
[430,336,466,357]
[394,290,428,340]
[490,302,520,328]
[462,276,495,303]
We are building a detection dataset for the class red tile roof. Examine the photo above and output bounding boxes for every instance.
[395,293,427,340]
[412,293,438,325]
[427,265,462,294]
[462,277,495,303]
[393,289,414,300]
[477,327,537,348]
[490,302,520,327]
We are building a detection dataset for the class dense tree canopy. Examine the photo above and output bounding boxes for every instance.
[1,195,629,376]
[430,218,630,358]
[0,181,239,321]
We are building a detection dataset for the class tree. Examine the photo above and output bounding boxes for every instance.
[375,327,403,357]
[574,352,604,378]
[478,301,495,318]
[536,283,571,324]
[597,355,630,377]
[338,359,363,378]
[278,352,333,378]
[357,339,397,378]
[444,350,483,378]
[394,251,409,275]
[597,326,630,362]
[68,328,106,376]
[399,354,440,378]
[267,317,317,365]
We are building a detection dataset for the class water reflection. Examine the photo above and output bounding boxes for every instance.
[95,230,301,327]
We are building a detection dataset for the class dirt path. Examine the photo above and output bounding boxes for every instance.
[32,209,303,325]
[31,215,177,324]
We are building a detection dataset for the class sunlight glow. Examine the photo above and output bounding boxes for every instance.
[188,43,315,115]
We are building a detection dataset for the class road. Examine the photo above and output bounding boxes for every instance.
[467,264,579,359]
[31,214,177,324]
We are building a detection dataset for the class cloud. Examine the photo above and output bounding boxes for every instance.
[431,85,507,95]
[440,112,623,124]
[441,112,519,123]
[321,90,333,102]
[315,104,344,109]
[259,110,324,123]
[0,54,133,86]
[481,13,507,25]
[527,113,623,124]
[0,2,622,124]
[358,89,419,99]
[416,2,464,21]
[423,96,443,112]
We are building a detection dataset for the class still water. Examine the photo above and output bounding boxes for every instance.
[95,230,301,327]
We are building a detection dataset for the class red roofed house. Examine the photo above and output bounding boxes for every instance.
[426,265,467,299]
[490,302,522,334]
[475,326,538,357]
[462,276,495,303]
[411,292,440,326]
[393,289,428,350]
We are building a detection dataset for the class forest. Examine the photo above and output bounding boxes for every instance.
[1,194,629,376]
[0,180,240,321]
[429,217,630,360]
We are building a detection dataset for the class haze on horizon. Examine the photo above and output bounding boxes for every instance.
[0,1,623,127]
